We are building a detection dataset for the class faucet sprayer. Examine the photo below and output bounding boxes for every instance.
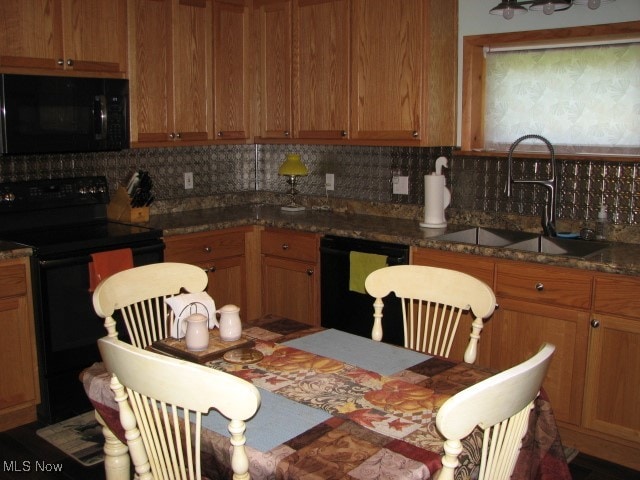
[506,134,557,237]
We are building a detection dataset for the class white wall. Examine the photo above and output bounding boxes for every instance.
[456,0,640,144]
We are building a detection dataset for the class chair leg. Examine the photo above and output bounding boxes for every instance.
[437,438,462,480]
[96,410,131,480]
[228,419,250,480]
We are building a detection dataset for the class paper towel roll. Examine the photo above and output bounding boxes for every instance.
[420,174,449,228]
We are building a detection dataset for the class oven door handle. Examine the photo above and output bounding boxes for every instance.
[39,243,165,269]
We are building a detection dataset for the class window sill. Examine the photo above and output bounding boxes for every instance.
[453,150,640,163]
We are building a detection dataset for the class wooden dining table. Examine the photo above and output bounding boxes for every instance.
[81,315,572,480]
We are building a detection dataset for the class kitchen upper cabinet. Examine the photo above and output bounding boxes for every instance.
[293,0,350,140]
[0,0,127,76]
[350,0,456,145]
[213,0,251,141]
[0,258,39,432]
[128,0,212,146]
[254,0,293,140]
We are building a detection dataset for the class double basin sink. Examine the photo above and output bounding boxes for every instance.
[435,227,609,258]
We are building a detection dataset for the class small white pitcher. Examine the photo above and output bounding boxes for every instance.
[218,304,242,341]
[182,312,210,351]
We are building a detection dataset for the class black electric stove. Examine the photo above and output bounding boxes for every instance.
[0,176,164,423]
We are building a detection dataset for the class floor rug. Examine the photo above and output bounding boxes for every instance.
[36,411,104,467]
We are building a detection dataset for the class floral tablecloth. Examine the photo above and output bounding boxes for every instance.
[82,315,572,480]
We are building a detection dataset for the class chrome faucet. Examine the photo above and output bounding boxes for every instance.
[506,134,557,237]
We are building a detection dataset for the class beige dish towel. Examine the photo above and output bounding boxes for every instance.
[349,251,388,294]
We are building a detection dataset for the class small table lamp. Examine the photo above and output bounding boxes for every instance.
[278,154,308,211]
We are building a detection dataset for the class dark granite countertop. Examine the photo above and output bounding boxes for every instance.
[148,204,640,277]
[0,241,32,261]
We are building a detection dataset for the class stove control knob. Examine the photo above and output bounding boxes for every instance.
[79,187,88,194]
[2,192,16,202]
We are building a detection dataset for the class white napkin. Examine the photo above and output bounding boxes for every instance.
[165,292,218,339]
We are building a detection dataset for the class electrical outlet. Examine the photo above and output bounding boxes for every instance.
[325,173,335,191]
[392,175,409,195]
[184,172,193,190]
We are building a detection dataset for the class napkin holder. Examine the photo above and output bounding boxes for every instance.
[107,186,150,223]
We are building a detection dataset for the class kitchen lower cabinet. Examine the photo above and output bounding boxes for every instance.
[261,228,320,326]
[0,258,40,432]
[412,246,640,469]
[164,228,251,321]
[0,0,128,76]
[578,274,640,469]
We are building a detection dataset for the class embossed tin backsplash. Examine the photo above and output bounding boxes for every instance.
[1,145,638,228]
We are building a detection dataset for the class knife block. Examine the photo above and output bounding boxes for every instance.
[107,186,150,223]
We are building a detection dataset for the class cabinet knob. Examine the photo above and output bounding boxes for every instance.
[57,58,64,66]
[412,131,419,138]
[341,130,347,137]
[204,246,212,253]
[67,58,74,66]
[175,132,181,139]
[281,243,289,250]
[169,132,175,139]
[284,130,290,137]
[306,268,314,276]
[590,319,600,328]
[217,131,223,137]
[535,282,544,291]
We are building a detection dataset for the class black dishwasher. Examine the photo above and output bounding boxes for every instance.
[320,235,409,346]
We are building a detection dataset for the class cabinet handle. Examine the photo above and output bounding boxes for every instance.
[284,130,290,137]
[169,132,176,139]
[306,268,314,276]
[281,243,289,250]
[203,246,212,253]
[66,58,74,66]
[57,58,64,66]
[217,131,223,137]
[535,282,544,291]
[175,132,181,139]
[203,265,217,273]
[412,131,418,138]
[590,319,600,328]
[341,130,347,137]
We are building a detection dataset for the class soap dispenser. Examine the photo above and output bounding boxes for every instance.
[596,203,609,240]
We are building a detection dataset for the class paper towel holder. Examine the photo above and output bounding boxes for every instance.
[420,157,451,229]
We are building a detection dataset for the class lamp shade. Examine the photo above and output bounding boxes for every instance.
[278,154,308,176]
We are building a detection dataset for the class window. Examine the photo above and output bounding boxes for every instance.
[461,21,640,157]
[484,43,640,155]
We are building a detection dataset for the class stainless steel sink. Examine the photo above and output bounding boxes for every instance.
[435,227,609,258]
[508,236,610,258]
[435,227,538,247]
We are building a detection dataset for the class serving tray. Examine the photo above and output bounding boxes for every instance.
[150,329,254,364]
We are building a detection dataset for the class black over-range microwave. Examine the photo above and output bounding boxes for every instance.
[0,74,129,155]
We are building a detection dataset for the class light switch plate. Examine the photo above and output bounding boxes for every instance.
[392,175,409,195]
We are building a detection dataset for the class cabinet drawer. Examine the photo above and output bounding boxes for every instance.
[165,230,245,264]
[594,274,640,318]
[261,230,318,263]
[412,247,495,286]
[0,263,27,298]
[496,261,593,309]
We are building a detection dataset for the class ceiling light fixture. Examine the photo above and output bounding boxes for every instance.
[489,0,614,19]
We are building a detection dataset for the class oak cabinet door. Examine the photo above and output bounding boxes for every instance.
[350,0,423,142]
[255,0,292,139]
[129,0,212,146]
[261,256,318,326]
[293,0,350,140]
[213,0,251,140]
